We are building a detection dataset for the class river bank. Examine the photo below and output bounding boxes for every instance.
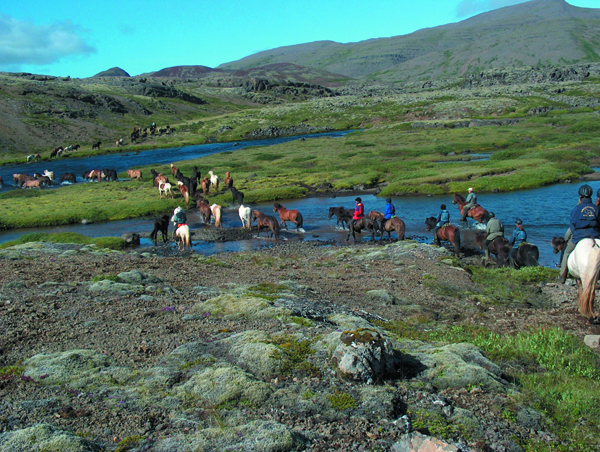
[0,238,598,451]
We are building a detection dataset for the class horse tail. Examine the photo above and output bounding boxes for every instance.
[454,228,462,257]
[578,240,600,318]
[296,212,303,229]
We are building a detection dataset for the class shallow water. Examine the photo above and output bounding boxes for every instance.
[0,133,595,268]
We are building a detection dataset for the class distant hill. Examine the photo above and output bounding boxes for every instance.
[93,67,130,77]
[218,0,600,82]
[147,63,353,86]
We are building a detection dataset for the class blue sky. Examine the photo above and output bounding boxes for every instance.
[0,0,597,78]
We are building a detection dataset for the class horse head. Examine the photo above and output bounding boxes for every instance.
[551,237,566,254]
[424,217,436,231]
[452,193,465,205]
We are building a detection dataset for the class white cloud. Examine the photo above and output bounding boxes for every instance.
[456,0,529,18]
[0,13,95,68]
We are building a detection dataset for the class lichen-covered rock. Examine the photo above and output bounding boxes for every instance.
[331,328,399,383]
[418,342,506,392]
[116,269,161,284]
[87,279,143,294]
[221,331,292,379]
[191,294,291,320]
[176,363,272,406]
[0,423,102,452]
[391,431,462,452]
[23,349,133,388]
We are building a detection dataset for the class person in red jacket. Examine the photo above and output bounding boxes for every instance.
[351,197,364,230]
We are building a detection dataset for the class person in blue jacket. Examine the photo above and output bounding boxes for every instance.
[559,184,600,283]
[433,204,450,246]
[381,198,396,230]
[508,218,527,267]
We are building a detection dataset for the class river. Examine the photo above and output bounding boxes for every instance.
[0,132,594,268]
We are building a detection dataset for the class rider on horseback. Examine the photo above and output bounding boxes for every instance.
[433,204,450,246]
[559,184,600,283]
[483,212,504,261]
[509,219,527,268]
[381,198,395,230]
[351,197,364,230]
[460,188,477,222]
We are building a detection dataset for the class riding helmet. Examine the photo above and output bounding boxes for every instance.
[515,218,523,225]
[579,184,593,198]
[489,212,495,218]
[355,197,362,202]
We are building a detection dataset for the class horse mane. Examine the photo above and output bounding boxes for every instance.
[454,193,466,203]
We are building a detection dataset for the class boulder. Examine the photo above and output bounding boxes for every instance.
[331,329,398,384]
[391,431,462,452]
[0,423,102,452]
[121,232,140,246]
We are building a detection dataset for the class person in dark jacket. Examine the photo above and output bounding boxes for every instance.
[433,204,450,246]
[483,212,504,261]
[559,184,600,283]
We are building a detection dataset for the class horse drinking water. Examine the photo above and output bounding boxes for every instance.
[273,203,304,231]
[425,217,461,257]
[328,207,353,230]
[347,217,379,242]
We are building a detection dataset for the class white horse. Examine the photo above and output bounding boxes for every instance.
[42,170,54,181]
[208,170,220,191]
[159,182,173,199]
[210,204,222,228]
[175,224,191,251]
[239,204,251,230]
[568,238,600,319]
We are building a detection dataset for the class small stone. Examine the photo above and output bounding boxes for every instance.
[584,335,600,349]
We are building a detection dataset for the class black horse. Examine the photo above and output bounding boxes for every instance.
[475,232,510,267]
[150,215,170,243]
[102,169,118,182]
[176,170,192,196]
[230,186,244,206]
[511,244,539,269]
[59,173,77,184]
[328,207,354,230]
[191,166,200,196]
[347,217,379,242]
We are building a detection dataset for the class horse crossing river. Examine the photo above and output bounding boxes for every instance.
[0,132,596,268]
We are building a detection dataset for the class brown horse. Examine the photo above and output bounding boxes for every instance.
[369,211,405,241]
[475,232,510,267]
[13,173,32,187]
[197,199,212,224]
[177,181,190,205]
[23,179,41,189]
[273,203,304,231]
[154,174,169,187]
[127,169,143,181]
[201,177,210,196]
[452,193,490,226]
[328,206,354,229]
[425,217,461,257]
[347,217,379,242]
[170,164,178,177]
[224,171,233,190]
[252,210,280,239]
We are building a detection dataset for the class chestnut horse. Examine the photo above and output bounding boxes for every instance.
[475,232,510,267]
[252,210,280,239]
[273,203,304,231]
[127,169,143,181]
[177,181,190,205]
[197,199,212,224]
[13,174,32,187]
[347,217,379,242]
[368,211,405,241]
[452,193,490,226]
[425,217,461,257]
[224,171,233,190]
[170,163,178,177]
[200,177,210,196]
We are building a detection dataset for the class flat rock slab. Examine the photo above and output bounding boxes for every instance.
[584,335,600,349]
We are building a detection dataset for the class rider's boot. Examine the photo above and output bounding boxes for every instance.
[558,268,567,284]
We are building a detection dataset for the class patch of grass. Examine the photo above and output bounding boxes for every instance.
[326,390,357,410]
[115,435,144,452]
[269,335,320,377]
[0,365,24,380]
[91,274,119,283]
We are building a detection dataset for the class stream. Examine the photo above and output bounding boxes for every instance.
[0,132,594,268]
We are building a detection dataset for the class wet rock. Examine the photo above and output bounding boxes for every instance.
[121,232,140,246]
